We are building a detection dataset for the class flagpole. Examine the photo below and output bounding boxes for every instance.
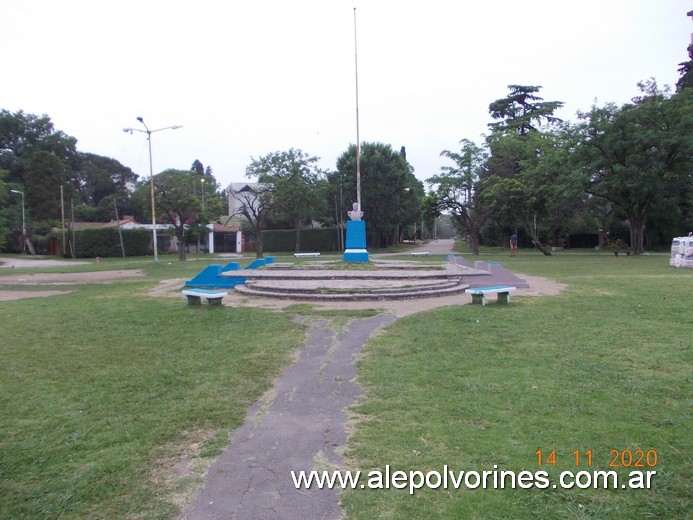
[353,7,361,212]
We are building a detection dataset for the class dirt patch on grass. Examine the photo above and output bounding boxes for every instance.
[0,290,73,301]
[150,429,221,512]
[0,269,146,301]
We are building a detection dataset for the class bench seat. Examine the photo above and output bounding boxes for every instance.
[182,289,228,306]
[465,285,516,305]
[294,252,321,258]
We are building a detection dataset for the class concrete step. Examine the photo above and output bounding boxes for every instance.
[234,282,470,301]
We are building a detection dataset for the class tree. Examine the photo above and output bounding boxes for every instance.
[428,139,491,255]
[154,169,205,261]
[483,127,588,255]
[483,86,566,255]
[246,149,325,252]
[74,153,138,210]
[488,85,564,136]
[0,109,78,185]
[577,83,693,253]
[25,151,65,221]
[229,183,276,258]
[420,191,441,240]
[336,142,422,247]
[190,159,205,176]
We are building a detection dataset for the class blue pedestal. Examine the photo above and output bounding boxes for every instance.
[343,220,369,263]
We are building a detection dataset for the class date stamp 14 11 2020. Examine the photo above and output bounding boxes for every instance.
[536,449,658,468]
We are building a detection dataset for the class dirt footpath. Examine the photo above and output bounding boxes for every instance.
[0,257,145,301]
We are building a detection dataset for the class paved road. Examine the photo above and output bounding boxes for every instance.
[372,238,456,257]
[406,238,456,255]
[179,315,396,520]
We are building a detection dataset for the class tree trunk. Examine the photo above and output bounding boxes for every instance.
[468,232,481,255]
[177,230,186,261]
[255,232,264,258]
[629,218,645,254]
[525,226,552,256]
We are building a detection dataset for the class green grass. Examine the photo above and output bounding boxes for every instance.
[0,258,305,519]
[1,250,691,518]
[342,252,692,519]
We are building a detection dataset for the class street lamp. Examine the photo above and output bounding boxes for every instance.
[200,177,205,211]
[123,118,181,262]
[10,189,26,253]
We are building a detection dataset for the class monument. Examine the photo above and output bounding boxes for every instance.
[343,202,369,263]
[343,9,369,263]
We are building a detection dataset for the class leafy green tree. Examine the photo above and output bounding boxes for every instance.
[483,86,566,254]
[488,85,564,136]
[483,127,586,255]
[74,153,138,210]
[25,151,65,221]
[428,139,491,254]
[577,83,693,253]
[336,142,422,247]
[190,159,205,176]
[189,160,226,221]
[0,109,78,185]
[246,149,325,252]
[420,191,441,240]
[154,169,205,261]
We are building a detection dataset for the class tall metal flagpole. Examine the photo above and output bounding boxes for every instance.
[353,7,361,212]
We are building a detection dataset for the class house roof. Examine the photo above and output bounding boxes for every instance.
[70,217,137,230]
[212,223,239,232]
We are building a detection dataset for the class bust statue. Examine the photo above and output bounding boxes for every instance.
[347,202,363,221]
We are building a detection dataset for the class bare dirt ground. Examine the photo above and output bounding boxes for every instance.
[0,257,146,301]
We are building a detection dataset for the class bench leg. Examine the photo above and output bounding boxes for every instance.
[186,295,202,306]
[497,292,511,304]
[470,293,486,305]
[207,297,223,306]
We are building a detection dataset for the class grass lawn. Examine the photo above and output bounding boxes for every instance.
[0,254,305,519]
[342,250,692,519]
[1,250,690,518]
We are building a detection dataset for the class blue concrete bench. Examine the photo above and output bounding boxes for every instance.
[182,289,227,306]
[465,285,516,305]
[294,252,320,258]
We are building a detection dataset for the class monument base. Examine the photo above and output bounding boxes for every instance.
[343,248,369,263]
[343,220,369,263]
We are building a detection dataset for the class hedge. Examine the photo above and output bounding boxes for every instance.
[57,228,152,258]
[262,227,343,252]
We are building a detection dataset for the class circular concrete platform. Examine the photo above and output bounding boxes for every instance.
[231,261,479,301]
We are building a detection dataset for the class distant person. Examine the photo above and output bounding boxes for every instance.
[510,233,518,256]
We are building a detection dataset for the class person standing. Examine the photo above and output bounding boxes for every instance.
[510,233,518,256]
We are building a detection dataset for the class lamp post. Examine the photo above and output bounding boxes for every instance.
[200,177,205,211]
[10,189,26,253]
[123,118,181,262]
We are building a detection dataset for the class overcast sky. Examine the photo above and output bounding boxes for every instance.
[2,0,691,189]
